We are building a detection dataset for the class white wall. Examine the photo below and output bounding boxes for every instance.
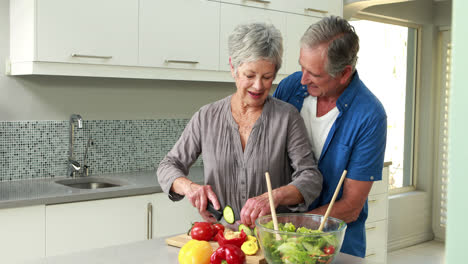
[0,1,235,121]
[446,1,468,262]
[361,0,450,250]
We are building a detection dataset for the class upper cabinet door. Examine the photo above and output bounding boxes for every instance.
[219,0,339,16]
[219,3,287,75]
[36,0,138,66]
[139,0,220,70]
[283,14,320,74]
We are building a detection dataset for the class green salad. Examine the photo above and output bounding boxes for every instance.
[260,221,339,264]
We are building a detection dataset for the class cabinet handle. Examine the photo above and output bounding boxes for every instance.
[304,8,328,14]
[165,60,199,64]
[368,199,378,203]
[71,53,113,59]
[365,253,376,258]
[147,203,153,240]
[247,0,271,3]
[366,226,376,231]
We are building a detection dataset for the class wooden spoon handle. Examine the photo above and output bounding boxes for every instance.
[265,172,281,239]
[318,170,348,231]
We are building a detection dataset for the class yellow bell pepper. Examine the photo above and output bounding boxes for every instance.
[241,240,259,256]
[178,239,213,264]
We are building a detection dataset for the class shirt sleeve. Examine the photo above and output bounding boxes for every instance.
[285,110,323,210]
[157,110,202,200]
[346,115,387,181]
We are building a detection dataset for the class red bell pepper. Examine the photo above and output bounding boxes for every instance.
[210,244,246,264]
[215,230,247,248]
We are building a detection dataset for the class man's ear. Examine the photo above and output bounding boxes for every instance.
[339,65,353,85]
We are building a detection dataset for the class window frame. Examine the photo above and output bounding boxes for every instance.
[351,12,422,195]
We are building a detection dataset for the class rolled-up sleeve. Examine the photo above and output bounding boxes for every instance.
[286,111,323,210]
[157,111,202,200]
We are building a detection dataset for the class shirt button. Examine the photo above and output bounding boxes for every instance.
[296,100,300,103]
[370,176,374,180]
[304,92,308,96]
[345,104,348,107]
[241,180,245,185]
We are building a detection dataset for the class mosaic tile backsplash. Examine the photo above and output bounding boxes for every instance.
[0,119,202,181]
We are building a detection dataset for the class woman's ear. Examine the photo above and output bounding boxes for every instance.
[229,57,236,78]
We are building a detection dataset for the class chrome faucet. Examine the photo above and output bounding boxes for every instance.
[81,137,94,176]
[68,114,83,177]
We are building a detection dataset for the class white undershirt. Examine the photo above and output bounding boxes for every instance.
[300,96,340,160]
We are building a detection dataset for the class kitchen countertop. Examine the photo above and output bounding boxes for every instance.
[0,162,392,210]
[25,236,384,264]
[0,167,204,209]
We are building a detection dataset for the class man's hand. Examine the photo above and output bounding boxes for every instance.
[309,178,373,223]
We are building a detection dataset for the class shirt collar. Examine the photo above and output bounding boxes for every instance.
[336,71,361,113]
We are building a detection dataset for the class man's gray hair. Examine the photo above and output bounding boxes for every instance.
[301,16,359,77]
[228,22,283,74]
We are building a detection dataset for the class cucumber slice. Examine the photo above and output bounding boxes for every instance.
[223,205,235,224]
[254,226,258,237]
[238,224,253,236]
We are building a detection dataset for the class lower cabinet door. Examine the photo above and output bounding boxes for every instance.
[46,195,152,256]
[365,220,388,264]
[0,205,46,263]
[152,192,203,238]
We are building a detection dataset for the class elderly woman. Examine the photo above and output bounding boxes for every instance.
[157,23,322,227]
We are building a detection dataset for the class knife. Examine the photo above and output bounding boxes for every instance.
[206,202,235,224]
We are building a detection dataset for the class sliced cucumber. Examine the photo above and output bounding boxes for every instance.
[254,226,258,237]
[238,224,253,236]
[223,205,235,224]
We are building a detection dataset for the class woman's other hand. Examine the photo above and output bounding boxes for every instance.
[240,193,273,228]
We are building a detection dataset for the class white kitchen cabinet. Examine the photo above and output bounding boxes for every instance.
[45,195,152,256]
[0,205,46,263]
[151,192,203,238]
[10,0,138,66]
[365,163,390,264]
[284,14,321,74]
[9,0,342,81]
[139,0,220,71]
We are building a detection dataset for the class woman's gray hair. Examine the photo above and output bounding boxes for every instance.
[301,16,359,77]
[228,22,283,75]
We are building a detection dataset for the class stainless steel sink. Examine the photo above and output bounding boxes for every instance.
[55,177,126,190]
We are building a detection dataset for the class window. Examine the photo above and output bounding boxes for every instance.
[349,19,418,191]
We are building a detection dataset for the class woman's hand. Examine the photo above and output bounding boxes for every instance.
[186,182,221,223]
[240,193,275,228]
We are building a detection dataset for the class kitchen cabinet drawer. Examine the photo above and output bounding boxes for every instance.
[0,205,46,263]
[367,193,388,222]
[366,220,388,264]
[46,195,152,256]
[219,3,287,74]
[139,0,220,71]
[35,0,138,66]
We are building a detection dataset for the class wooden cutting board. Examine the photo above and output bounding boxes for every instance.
[165,234,266,264]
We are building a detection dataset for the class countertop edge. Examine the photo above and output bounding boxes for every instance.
[0,168,205,209]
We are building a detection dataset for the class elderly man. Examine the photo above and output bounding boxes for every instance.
[273,16,387,257]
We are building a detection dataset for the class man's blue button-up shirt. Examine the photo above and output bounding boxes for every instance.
[273,71,387,257]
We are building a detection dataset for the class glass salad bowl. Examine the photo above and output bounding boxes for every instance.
[255,213,347,264]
